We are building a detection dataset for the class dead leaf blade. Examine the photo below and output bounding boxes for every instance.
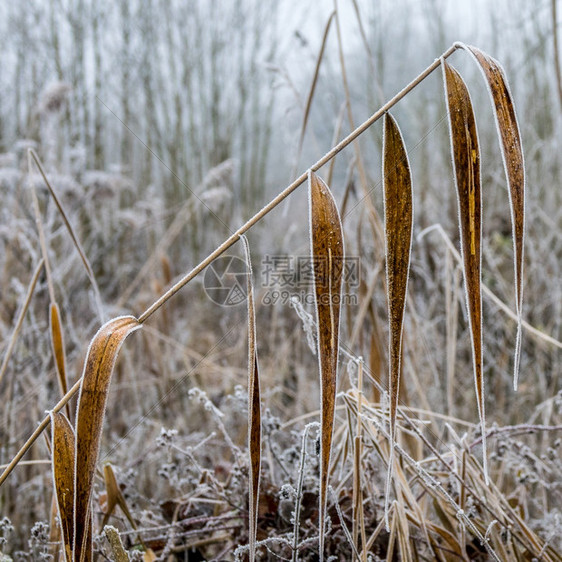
[73,316,141,562]
[382,112,414,525]
[308,171,344,561]
[241,236,261,562]
[458,43,525,389]
[51,411,75,562]
[101,463,137,531]
[442,61,487,480]
[50,303,68,397]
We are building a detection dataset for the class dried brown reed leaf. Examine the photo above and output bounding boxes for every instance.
[50,303,68,397]
[382,113,413,526]
[51,411,75,562]
[73,316,141,561]
[308,170,344,560]
[442,60,487,481]
[241,236,261,562]
[101,463,136,530]
[456,43,526,390]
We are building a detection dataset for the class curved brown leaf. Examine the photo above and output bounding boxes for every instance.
[241,236,261,562]
[73,316,141,561]
[308,170,344,561]
[101,463,136,531]
[382,112,413,523]
[456,43,525,390]
[51,411,75,562]
[442,61,487,480]
[50,303,68,397]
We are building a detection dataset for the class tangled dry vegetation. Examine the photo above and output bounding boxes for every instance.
[0,38,561,562]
